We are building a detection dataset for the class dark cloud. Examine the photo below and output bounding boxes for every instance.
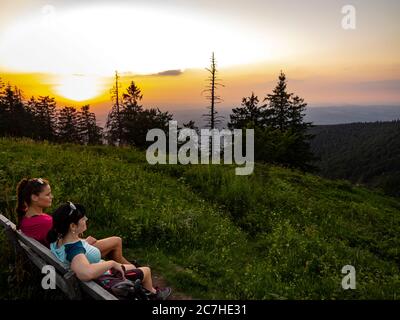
[117,70,183,77]
[154,70,183,76]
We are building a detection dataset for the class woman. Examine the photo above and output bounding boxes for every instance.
[16,177,131,264]
[47,202,171,300]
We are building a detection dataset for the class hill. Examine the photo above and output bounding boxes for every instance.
[310,120,400,197]
[0,138,399,299]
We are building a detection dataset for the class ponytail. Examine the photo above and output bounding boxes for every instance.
[16,178,30,227]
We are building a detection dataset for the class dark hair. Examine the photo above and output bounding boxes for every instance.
[16,177,49,226]
[47,202,86,244]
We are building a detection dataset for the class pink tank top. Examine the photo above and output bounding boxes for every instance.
[20,214,53,247]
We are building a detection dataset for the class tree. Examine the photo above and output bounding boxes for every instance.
[202,52,224,129]
[78,105,103,145]
[0,79,9,136]
[263,71,292,131]
[105,71,123,145]
[108,81,173,148]
[228,92,265,130]
[183,120,198,131]
[0,84,32,138]
[119,81,145,146]
[228,71,315,171]
[57,106,81,143]
[262,71,315,170]
[27,96,58,141]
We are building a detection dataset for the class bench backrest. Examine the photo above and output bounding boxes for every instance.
[0,213,118,300]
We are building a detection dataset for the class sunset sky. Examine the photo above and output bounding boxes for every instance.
[0,0,399,125]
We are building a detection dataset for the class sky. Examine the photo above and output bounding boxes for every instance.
[0,0,399,125]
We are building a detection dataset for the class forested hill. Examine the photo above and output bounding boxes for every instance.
[310,120,400,196]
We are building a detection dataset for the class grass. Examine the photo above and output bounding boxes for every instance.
[0,137,399,299]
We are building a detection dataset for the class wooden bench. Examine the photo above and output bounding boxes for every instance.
[0,213,118,300]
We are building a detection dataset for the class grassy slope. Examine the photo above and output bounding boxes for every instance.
[0,137,399,299]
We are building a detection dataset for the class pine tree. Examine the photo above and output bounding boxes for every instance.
[120,81,145,146]
[0,84,31,137]
[27,96,57,141]
[228,71,315,170]
[0,79,8,136]
[228,92,265,129]
[119,81,173,148]
[183,120,198,131]
[78,105,103,145]
[263,71,292,130]
[57,106,81,143]
[263,71,315,170]
[106,71,123,145]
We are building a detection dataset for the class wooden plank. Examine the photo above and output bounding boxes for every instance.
[0,213,17,230]
[64,270,82,300]
[80,280,119,300]
[20,242,76,299]
[15,230,69,274]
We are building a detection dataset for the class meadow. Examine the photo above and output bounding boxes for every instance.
[0,137,399,299]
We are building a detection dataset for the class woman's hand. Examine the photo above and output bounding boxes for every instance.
[111,261,126,279]
[85,236,97,245]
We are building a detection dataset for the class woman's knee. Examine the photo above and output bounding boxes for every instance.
[111,236,122,248]
[140,266,151,277]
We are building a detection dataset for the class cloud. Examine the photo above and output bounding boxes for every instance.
[154,70,183,76]
[117,69,183,77]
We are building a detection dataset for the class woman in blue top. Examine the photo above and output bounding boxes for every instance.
[47,202,171,300]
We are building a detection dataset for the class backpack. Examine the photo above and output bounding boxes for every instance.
[95,267,151,300]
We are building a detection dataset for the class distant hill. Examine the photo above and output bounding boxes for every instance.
[94,104,400,128]
[304,105,400,125]
[310,120,400,196]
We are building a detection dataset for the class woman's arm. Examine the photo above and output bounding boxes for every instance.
[70,254,124,281]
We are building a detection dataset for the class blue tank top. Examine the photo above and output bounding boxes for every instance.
[50,240,102,267]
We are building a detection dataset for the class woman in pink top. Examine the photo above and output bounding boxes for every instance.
[16,177,133,265]
[17,178,53,247]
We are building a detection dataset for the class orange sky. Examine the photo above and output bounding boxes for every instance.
[0,0,399,124]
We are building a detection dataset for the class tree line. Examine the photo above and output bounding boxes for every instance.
[0,79,103,144]
[0,58,315,171]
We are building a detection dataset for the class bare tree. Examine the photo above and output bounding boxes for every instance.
[202,52,224,129]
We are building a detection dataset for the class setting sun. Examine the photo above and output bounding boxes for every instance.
[54,75,105,102]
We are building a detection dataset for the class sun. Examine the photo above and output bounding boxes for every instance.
[54,75,104,102]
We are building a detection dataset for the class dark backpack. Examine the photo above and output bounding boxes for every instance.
[95,268,150,300]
